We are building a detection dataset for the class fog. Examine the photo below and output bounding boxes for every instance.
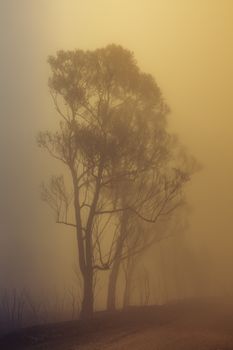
[0,0,233,325]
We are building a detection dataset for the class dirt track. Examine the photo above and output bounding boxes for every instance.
[78,305,233,350]
[2,300,233,350]
[80,327,233,350]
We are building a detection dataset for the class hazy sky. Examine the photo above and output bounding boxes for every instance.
[0,0,233,293]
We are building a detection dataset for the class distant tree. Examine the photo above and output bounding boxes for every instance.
[118,207,188,309]
[106,157,196,311]
[38,44,195,318]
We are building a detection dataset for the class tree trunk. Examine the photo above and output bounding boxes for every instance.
[80,267,94,319]
[80,229,94,319]
[107,255,121,311]
[71,168,91,318]
[123,261,134,309]
[107,211,128,311]
[71,160,104,319]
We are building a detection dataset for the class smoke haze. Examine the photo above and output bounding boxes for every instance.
[0,0,233,308]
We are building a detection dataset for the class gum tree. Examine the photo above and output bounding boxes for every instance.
[38,44,193,318]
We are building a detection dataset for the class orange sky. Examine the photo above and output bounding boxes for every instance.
[0,0,233,293]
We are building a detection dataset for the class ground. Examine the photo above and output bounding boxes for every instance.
[1,299,233,349]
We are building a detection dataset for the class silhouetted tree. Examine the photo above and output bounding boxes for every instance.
[106,156,196,310]
[38,44,195,318]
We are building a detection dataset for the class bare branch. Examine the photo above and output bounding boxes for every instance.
[56,220,77,228]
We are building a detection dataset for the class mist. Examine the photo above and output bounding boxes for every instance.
[0,0,233,345]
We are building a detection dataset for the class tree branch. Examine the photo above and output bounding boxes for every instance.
[56,220,77,228]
